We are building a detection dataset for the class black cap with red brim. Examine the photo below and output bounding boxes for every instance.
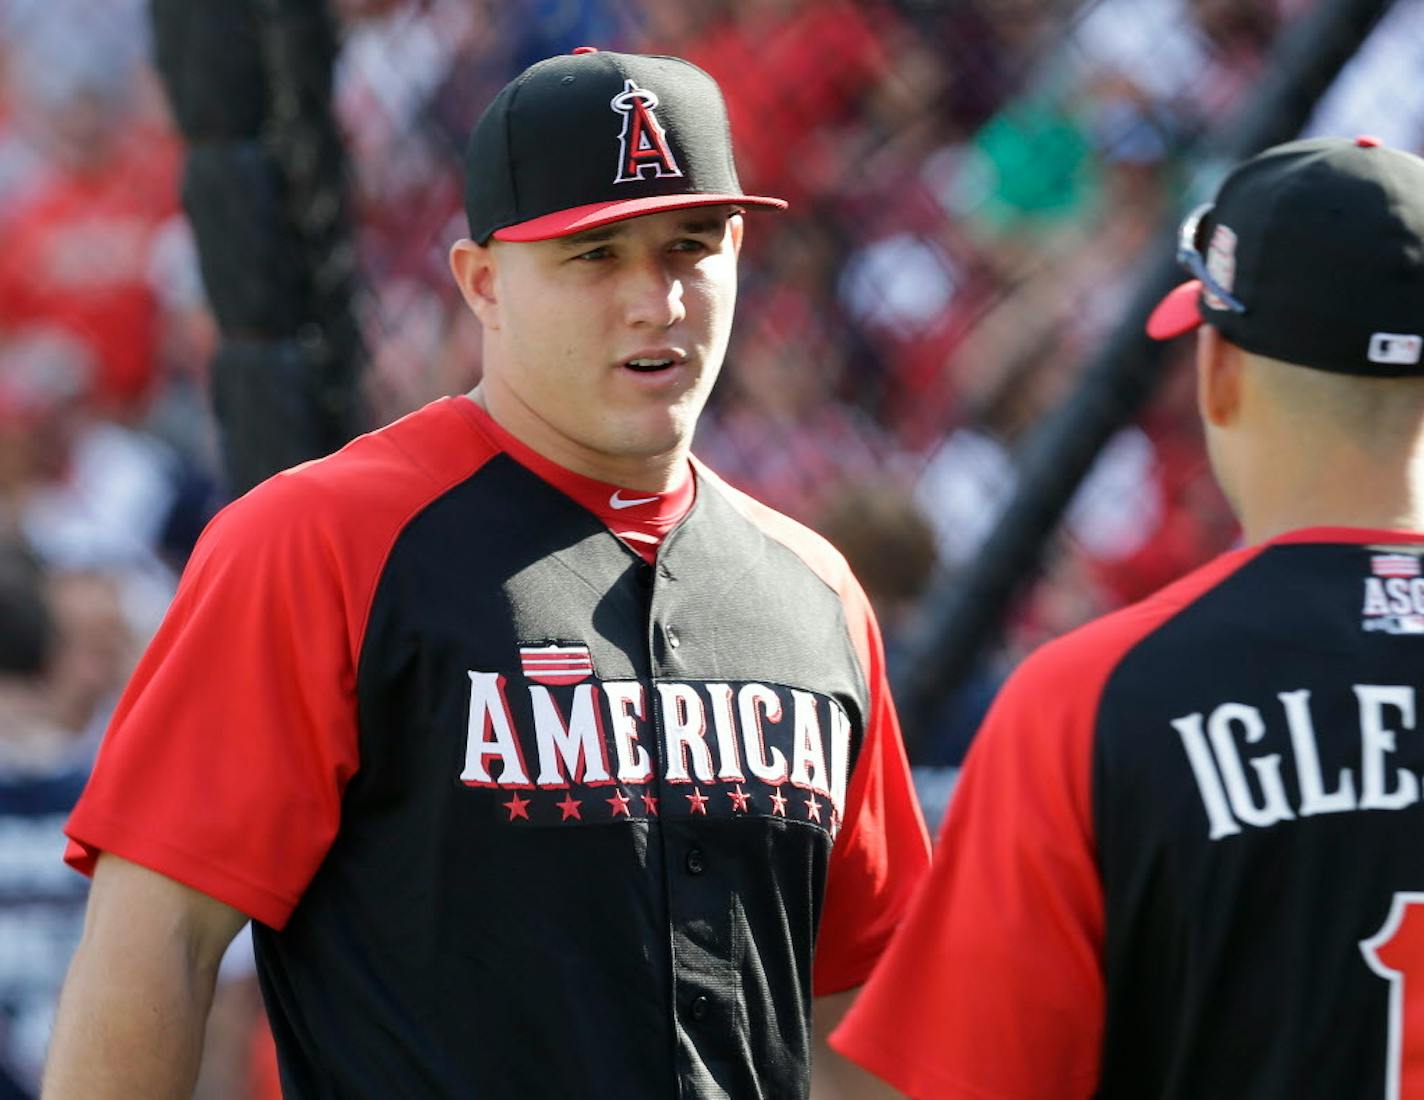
[464,49,787,245]
[1145,137,1424,377]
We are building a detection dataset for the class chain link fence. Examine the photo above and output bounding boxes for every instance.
[0,0,1422,1094]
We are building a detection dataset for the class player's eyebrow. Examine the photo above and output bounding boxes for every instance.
[558,224,625,248]
[676,216,728,235]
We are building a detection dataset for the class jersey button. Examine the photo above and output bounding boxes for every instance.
[666,625,681,648]
[689,995,710,1021]
[685,847,705,875]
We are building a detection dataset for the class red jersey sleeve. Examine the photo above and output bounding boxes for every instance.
[64,400,494,927]
[829,543,1266,1098]
[64,474,364,927]
[829,637,1107,1098]
[813,577,931,996]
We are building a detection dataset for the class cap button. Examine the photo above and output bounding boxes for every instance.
[572,46,598,55]
[1356,134,1382,148]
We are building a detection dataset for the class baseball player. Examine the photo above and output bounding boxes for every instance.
[830,135,1424,1100]
[43,50,929,1099]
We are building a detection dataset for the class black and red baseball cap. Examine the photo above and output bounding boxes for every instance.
[1146,136,1424,376]
[463,49,787,244]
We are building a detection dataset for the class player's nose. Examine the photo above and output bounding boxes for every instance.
[621,254,686,329]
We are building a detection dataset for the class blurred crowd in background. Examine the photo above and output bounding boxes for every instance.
[1,0,1423,1095]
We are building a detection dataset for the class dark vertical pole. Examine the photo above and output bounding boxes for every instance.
[150,0,366,497]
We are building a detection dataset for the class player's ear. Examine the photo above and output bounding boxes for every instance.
[449,239,501,330]
[729,211,744,256]
[1197,325,1242,428]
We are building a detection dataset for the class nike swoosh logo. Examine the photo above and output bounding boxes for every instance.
[609,490,660,510]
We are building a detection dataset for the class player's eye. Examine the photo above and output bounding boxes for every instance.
[571,245,613,262]
[670,238,711,254]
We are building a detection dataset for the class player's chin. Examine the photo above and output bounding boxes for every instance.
[617,369,708,412]
[603,408,700,460]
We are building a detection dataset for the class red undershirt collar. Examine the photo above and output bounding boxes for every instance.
[454,397,695,563]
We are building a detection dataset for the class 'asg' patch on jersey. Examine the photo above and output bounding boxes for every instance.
[1363,552,1424,634]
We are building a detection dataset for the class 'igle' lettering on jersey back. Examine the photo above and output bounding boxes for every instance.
[1173,552,1424,840]
[1174,684,1419,840]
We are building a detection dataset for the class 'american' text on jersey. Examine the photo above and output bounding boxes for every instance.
[460,673,852,817]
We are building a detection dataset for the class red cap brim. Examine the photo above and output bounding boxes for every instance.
[491,193,787,242]
[1146,279,1204,340]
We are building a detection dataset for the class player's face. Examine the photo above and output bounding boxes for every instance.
[456,207,743,485]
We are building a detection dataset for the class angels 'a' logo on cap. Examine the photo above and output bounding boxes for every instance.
[1204,224,1238,310]
[610,79,683,184]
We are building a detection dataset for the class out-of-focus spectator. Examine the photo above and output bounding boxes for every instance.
[810,482,981,829]
[0,541,89,1099]
[363,274,481,425]
[695,286,906,519]
[0,328,179,633]
[0,542,60,769]
[43,568,137,757]
[0,0,180,418]
[812,482,938,638]
[673,0,932,202]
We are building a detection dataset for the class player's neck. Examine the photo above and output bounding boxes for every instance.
[465,384,689,493]
[1236,451,1424,544]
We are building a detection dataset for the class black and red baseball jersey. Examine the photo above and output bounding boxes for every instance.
[64,396,929,1099]
[832,528,1424,1100]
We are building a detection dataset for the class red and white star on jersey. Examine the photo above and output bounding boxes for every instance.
[500,783,832,826]
[555,792,583,821]
[503,793,531,821]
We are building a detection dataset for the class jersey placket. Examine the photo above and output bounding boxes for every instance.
[645,537,743,1099]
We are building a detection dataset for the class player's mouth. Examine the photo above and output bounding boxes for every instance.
[620,347,687,375]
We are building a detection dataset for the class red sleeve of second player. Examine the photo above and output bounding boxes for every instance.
[828,634,1108,1098]
[812,578,931,996]
[828,543,1264,1099]
[62,473,368,928]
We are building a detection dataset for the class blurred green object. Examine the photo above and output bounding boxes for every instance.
[971,97,1098,230]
